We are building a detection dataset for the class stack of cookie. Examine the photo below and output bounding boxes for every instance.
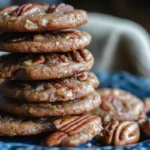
[0,2,102,146]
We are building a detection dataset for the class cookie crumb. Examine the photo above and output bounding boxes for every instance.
[87,143,92,147]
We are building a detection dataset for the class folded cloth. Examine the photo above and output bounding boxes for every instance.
[80,13,150,77]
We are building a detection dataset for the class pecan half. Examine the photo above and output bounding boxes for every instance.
[11,3,49,16]
[41,115,102,147]
[98,121,140,146]
[24,55,45,65]
[0,6,18,15]
[49,3,74,14]
[101,95,124,111]
[41,132,68,146]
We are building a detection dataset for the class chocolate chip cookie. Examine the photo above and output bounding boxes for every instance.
[0,91,101,117]
[85,88,144,125]
[0,72,99,102]
[0,49,94,80]
[41,115,102,147]
[0,114,55,136]
[0,3,88,32]
[0,29,91,53]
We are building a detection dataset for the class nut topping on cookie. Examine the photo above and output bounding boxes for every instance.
[98,121,140,146]
[143,98,150,114]
[10,3,49,16]
[41,115,102,147]
[0,6,19,15]
[49,3,74,14]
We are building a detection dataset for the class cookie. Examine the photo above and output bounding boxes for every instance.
[0,91,101,117]
[0,29,91,53]
[0,3,88,32]
[143,98,150,114]
[0,49,94,80]
[0,114,55,136]
[85,88,144,125]
[0,72,99,103]
[140,119,150,137]
[41,115,102,147]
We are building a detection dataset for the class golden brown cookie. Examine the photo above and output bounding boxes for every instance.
[41,115,102,147]
[0,3,88,32]
[139,119,150,137]
[0,92,101,117]
[85,88,144,125]
[0,29,91,53]
[143,98,150,114]
[0,114,55,136]
[0,72,99,102]
[0,49,94,80]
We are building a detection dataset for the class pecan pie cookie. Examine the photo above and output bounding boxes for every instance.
[0,72,99,102]
[85,88,144,125]
[143,98,150,114]
[41,115,103,147]
[0,49,94,80]
[0,114,55,136]
[0,3,88,32]
[0,29,91,53]
[0,92,101,117]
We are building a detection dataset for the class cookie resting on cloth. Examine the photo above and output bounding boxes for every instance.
[85,88,144,125]
[0,114,56,136]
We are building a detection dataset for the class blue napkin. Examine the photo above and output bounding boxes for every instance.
[0,71,150,150]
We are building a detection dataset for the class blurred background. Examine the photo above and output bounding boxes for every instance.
[1,0,150,77]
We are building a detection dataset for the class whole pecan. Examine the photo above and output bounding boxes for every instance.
[49,3,74,14]
[98,121,140,146]
[41,115,102,147]
[11,3,49,16]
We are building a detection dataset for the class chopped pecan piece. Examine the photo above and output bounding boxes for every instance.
[98,121,140,146]
[24,55,45,65]
[49,3,74,14]
[41,115,102,147]
[0,6,18,15]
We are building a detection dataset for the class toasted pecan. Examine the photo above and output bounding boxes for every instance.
[41,115,102,147]
[98,121,140,146]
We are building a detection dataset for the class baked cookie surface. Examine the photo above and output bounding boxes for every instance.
[0,3,88,32]
[0,72,99,102]
[0,49,94,80]
[0,29,91,53]
[0,114,55,136]
[86,88,144,125]
[0,92,101,117]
